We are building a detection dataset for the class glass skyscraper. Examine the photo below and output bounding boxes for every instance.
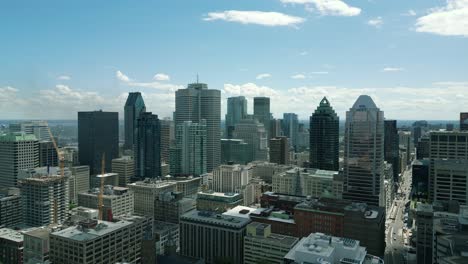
[253,97,271,140]
[124,92,146,150]
[283,113,299,150]
[135,112,161,179]
[384,120,400,182]
[225,96,247,138]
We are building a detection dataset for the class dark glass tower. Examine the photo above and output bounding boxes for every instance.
[253,97,271,140]
[78,111,119,174]
[124,92,146,149]
[225,96,247,138]
[135,112,161,179]
[309,97,339,171]
[384,120,400,182]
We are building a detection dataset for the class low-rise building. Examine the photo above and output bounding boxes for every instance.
[23,228,50,264]
[128,179,177,217]
[111,156,134,187]
[0,187,22,228]
[153,221,179,256]
[154,191,196,224]
[78,186,134,221]
[196,191,243,213]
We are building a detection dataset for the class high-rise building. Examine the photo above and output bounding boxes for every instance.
[180,210,251,264]
[112,156,134,186]
[38,141,58,167]
[254,97,271,139]
[69,165,90,204]
[20,175,69,226]
[0,133,39,187]
[399,130,412,165]
[269,119,283,139]
[309,97,339,171]
[78,186,134,221]
[175,82,221,172]
[124,92,146,150]
[415,203,434,264]
[212,164,251,193]
[160,118,175,163]
[154,191,196,224]
[234,119,268,161]
[416,136,430,160]
[170,120,207,176]
[9,121,51,141]
[226,96,248,138]
[128,180,177,217]
[221,139,252,165]
[460,113,468,131]
[269,136,289,165]
[135,112,161,179]
[384,120,400,182]
[0,188,22,228]
[343,95,385,207]
[78,111,118,175]
[282,113,299,150]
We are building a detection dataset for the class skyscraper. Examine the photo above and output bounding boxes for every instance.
[234,119,268,161]
[78,110,119,175]
[461,112,468,131]
[0,133,39,187]
[38,141,58,167]
[9,121,51,141]
[170,120,207,176]
[343,95,385,207]
[226,96,248,138]
[160,118,175,163]
[269,136,289,165]
[282,113,299,150]
[124,92,146,150]
[135,112,161,179]
[175,82,220,172]
[253,97,271,139]
[384,120,400,182]
[309,97,339,171]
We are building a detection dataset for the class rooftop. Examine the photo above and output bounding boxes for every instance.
[351,95,378,109]
[51,220,133,241]
[0,227,39,243]
[180,210,251,229]
[0,132,37,142]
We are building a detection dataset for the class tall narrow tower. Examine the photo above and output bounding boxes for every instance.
[135,112,161,179]
[343,95,385,207]
[225,96,248,138]
[124,92,146,150]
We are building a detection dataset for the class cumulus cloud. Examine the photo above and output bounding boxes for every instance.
[291,74,306,79]
[116,70,132,82]
[382,67,404,72]
[153,73,170,81]
[415,0,468,37]
[311,71,329,75]
[256,73,272,80]
[203,10,305,27]
[281,0,361,17]
[368,17,383,28]
[223,83,280,97]
[57,75,71,81]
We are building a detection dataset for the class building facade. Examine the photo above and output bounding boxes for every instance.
[78,186,134,221]
[212,164,251,193]
[226,96,248,138]
[384,120,400,182]
[124,92,146,150]
[112,156,134,186]
[234,119,268,161]
[135,112,161,179]
[0,188,22,228]
[269,136,289,165]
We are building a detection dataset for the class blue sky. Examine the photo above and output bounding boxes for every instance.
[0,0,467,120]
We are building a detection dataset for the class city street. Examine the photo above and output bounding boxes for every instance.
[385,167,412,264]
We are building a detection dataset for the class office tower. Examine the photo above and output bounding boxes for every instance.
[461,113,468,131]
[244,222,299,264]
[226,96,248,138]
[296,124,310,151]
[269,136,289,165]
[415,203,434,264]
[0,133,39,187]
[78,110,118,175]
[160,118,175,163]
[78,186,134,221]
[23,228,50,264]
[124,92,146,149]
[417,136,430,159]
[69,165,90,204]
[175,82,221,172]
[128,180,177,217]
[221,139,252,165]
[9,120,51,141]
[343,95,385,207]
[412,120,428,144]
[212,164,251,193]
[234,119,268,161]
[384,120,400,182]
[112,156,134,186]
[0,188,22,227]
[170,120,207,176]
[399,130,412,165]
[282,113,299,150]
[283,232,383,264]
[20,176,69,226]
[154,191,196,224]
[38,141,58,167]
[134,112,161,179]
[50,217,148,264]
[270,119,283,138]
[429,131,468,203]
[309,97,339,171]
[180,210,251,264]
[253,97,271,137]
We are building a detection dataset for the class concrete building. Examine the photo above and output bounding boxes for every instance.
[20,175,69,227]
[0,187,22,228]
[234,118,268,161]
[23,228,50,264]
[250,161,292,183]
[383,162,395,214]
[128,179,177,217]
[180,209,251,264]
[284,232,384,264]
[399,130,413,165]
[160,118,175,163]
[221,138,252,165]
[196,191,243,213]
[343,95,385,207]
[124,92,146,150]
[253,97,271,140]
[0,227,36,264]
[309,97,339,171]
[384,120,400,182]
[270,118,283,139]
[226,96,248,138]
[416,136,430,160]
[0,133,39,187]
[78,186,134,221]
[171,176,203,196]
[212,164,251,193]
[244,222,299,264]
[175,82,221,173]
[112,156,134,186]
[78,110,119,174]
[9,120,50,141]
[170,120,207,177]
[269,136,289,165]
[153,220,179,256]
[154,191,196,224]
[49,217,149,264]
[283,113,299,150]
[38,141,58,167]
[135,112,161,179]
[69,165,90,205]
[415,203,434,264]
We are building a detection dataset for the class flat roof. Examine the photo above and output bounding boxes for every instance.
[51,220,133,241]
[181,210,251,229]
[222,206,259,219]
[0,227,39,243]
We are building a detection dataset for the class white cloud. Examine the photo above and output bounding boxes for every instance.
[291,74,306,79]
[311,71,329,75]
[402,9,417,16]
[368,17,383,28]
[116,70,131,82]
[223,83,280,97]
[203,10,305,27]
[299,51,309,56]
[382,67,404,72]
[281,0,361,17]
[153,73,170,81]
[57,75,71,81]
[415,0,468,37]
[256,73,272,80]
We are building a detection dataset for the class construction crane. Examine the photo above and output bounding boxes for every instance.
[46,125,64,225]
[98,153,106,220]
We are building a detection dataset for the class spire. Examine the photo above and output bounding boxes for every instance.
[320,97,330,106]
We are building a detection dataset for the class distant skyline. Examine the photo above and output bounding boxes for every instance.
[1,0,467,120]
